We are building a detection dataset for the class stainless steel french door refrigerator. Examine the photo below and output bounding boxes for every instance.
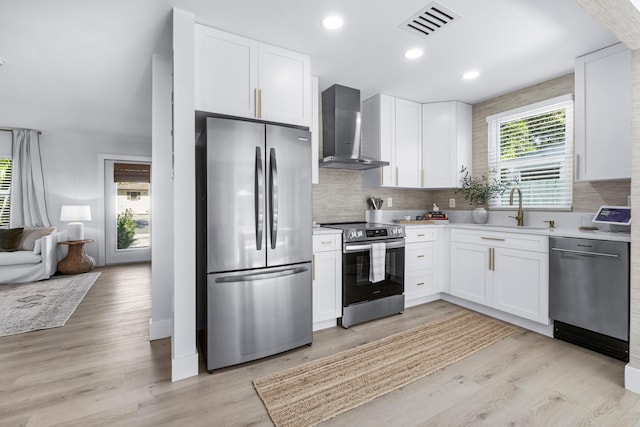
[203,117,312,372]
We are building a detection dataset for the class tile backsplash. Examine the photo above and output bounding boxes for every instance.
[312,168,432,224]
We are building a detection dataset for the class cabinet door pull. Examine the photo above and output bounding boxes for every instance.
[395,167,399,186]
[321,241,333,245]
[312,254,316,280]
[416,282,425,286]
[491,247,496,271]
[575,154,580,180]
[417,234,425,237]
[254,89,259,118]
[488,247,494,271]
[259,89,263,118]
[416,254,425,258]
[481,236,505,241]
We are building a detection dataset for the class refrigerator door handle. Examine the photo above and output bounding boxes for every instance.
[255,147,264,250]
[269,147,279,249]
[214,265,309,283]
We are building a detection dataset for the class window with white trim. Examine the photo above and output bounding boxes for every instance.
[487,94,573,210]
[0,158,11,228]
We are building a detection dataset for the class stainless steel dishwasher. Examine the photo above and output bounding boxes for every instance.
[549,236,629,361]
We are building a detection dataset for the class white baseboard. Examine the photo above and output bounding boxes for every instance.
[405,293,441,309]
[149,318,173,341]
[313,318,338,331]
[441,294,554,337]
[172,351,199,382]
[625,363,640,394]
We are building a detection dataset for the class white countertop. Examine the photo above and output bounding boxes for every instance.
[312,226,343,235]
[446,223,631,242]
[313,222,630,242]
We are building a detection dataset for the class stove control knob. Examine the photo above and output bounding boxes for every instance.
[357,230,363,238]
[390,228,396,235]
[349,230,357,240]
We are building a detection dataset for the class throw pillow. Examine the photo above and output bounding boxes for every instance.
[0,227,25,252]
[18,226,56,251]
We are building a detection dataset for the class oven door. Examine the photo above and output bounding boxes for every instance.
[343,238,404,306]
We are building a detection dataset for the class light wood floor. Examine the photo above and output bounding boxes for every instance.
[1,263,639,426]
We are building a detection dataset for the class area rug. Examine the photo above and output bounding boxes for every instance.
[253,310,516,427]
[0,272,100,337]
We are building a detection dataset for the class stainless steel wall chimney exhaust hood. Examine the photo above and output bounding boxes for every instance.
[319,84,389,170]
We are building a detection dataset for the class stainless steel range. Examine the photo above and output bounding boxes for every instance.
[320,222,405,328]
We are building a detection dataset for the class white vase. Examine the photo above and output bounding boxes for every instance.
[471,207,488,224]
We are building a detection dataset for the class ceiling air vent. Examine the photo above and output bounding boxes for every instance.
[400,2,460,39]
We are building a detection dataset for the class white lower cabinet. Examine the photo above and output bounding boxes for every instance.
[492,248,548,323]
[449,228,549,324]
[312,234,342,330]
[449,242,492,306]
[404,227,443,307]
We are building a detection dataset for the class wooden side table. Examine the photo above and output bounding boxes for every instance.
[57,239,96,275]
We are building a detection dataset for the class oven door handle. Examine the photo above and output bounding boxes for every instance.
[344,240,404,252]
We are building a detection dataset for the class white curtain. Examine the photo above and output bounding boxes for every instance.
[10,129,51,227]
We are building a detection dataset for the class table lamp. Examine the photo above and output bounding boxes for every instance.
[60,205,92,241]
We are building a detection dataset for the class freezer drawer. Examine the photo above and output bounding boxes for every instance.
[206,263,312,371]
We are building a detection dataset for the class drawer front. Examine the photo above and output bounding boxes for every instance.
[405,270,435,297]
[405,242,434,272]
[313,234,341,252]
[405,227,437,243]
[450,228,548,253]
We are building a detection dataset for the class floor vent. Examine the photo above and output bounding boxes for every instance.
[400,2,460,39]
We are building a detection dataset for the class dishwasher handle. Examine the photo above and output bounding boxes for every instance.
[551,247,619,258]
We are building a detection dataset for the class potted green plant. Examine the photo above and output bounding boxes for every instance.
[455,166,512,223]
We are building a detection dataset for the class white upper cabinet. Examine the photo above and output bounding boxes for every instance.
[195,26,258,118]
[575,43,632,181]
[194,24,312,128]
[363,95,471,189]
[311,76,319,184]
[363,94,396,187]
[395,98,423,188]
[362,94,421,188]
[258,43,311,126]
[421,101,472,188]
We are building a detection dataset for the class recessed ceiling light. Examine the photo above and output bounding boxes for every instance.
[322,15,344,30]
[404,48,423,59]
[463,70,480,80]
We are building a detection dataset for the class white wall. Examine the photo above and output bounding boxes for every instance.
[150,53,174,341]
[40,132,151,263]
[0,132,10,156]
[171,8,199,382]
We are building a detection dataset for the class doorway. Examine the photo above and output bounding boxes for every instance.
[105,160,152,264]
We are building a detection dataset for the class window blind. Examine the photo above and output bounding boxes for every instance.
[0,158,11,228]
[487,94,573,210]
[114,163,151,183]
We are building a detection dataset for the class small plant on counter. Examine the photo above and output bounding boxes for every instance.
[455,166,512,207]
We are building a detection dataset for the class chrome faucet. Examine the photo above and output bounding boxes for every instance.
[509,188,524,226]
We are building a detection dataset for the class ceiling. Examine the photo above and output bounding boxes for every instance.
[0,0,620,141]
